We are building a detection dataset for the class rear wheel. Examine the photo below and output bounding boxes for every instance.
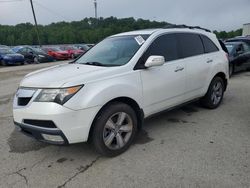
[92,102,138,157]
[200,77,225,109]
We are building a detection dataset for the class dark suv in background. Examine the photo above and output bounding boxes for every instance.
[225,37,250,76]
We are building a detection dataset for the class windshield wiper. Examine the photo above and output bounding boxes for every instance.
[76,61,120,67]
[84,62,105,66]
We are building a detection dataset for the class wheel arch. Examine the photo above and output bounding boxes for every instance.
[213,72,228,91]
[88,97,144,142]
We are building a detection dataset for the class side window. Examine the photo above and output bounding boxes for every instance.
[19,48,26,53]
[143,34,179,62]
[176,33,204,58]
[27,48,33,53]
[201,35,219,53]
[243,43,250,52]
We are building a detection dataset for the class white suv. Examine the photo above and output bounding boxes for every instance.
[13,27,229,156]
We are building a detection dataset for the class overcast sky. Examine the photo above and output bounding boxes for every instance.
[0,0,249,31]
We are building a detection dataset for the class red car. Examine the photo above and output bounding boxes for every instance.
[59,46,84,59]
[42,47,70,60]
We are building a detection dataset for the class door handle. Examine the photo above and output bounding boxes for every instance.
[175,67,184,72]
[207,59,213,63]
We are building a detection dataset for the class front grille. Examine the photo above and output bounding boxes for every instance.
[23,119,57,128]
[18,97,32,106]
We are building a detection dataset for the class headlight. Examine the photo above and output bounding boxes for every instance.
[38,55,45,58]
[34,85,82,105]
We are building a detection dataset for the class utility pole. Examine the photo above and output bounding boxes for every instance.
[94,0,97,19]
[29,0,41,46]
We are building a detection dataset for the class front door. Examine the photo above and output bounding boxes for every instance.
[139,34,186,116]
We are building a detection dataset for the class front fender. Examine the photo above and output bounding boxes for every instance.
[64,72,143,110]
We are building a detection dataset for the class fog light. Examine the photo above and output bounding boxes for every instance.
[41,134,64,142]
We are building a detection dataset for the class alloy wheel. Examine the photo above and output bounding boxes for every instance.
[103,112,133,150]
[211,81,223,105]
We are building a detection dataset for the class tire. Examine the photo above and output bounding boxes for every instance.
[92,102,138,157]
[229,63,234,77]
[200,77,225,109]
[1,60,6,66]
[34,57,40,64]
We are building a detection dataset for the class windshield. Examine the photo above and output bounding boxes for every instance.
[0,48,14,54]
[75,35,148,67]
[225,44,234,54]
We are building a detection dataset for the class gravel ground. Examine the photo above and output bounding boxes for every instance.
[0,63,250,188]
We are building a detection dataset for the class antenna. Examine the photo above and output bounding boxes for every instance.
[29,0,41,46]
[94,0,97,19]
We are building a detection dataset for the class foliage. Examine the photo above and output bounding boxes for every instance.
[0,17,243,45]
[213,29,243,40]
[0,17,168,46]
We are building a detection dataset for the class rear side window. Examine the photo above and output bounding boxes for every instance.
[201,35,219,53]
[177,33,204,58]
[143,34,179,62]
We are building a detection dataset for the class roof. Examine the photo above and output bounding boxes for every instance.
[112,29,161,37]
[112,27,212,38]
[225,41,246,45]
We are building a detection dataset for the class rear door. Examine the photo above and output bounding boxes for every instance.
[140,33,186,116]
[177,33,217,100]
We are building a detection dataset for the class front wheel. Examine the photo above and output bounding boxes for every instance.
[200,77,225,109]
[34,57,40,64]
[92,102,138,157]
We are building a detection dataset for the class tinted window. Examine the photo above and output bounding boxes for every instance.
[201,35,219,53]
[177,33,204,58]
[143,34,179,62]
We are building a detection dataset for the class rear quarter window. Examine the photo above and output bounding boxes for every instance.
[200,35,219,53]
[176,33,204,58]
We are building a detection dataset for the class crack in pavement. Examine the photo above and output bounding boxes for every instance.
[8,168,28,185]
[57,156,101,188]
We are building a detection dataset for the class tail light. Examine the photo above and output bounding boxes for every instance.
[225,53,229,61]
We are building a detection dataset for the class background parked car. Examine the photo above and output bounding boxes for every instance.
[226,36,250,49]
[59,45,84,59]
[0,48,24,66]
[74,44,90,52]
[42,47,70,60]
[225,41,250,76]
[12,46,54,63]
[0,45,9,49]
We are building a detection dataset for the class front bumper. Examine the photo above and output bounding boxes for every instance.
[14,121,69,145]
[13,89,102,144]
[3,58,24,65]
[38,56,54,63]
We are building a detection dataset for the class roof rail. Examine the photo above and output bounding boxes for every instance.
[164,24,211,33]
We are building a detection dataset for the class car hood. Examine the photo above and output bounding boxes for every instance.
[56,51,69,54]
[20,63,112,88]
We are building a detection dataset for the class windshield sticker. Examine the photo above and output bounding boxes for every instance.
[134,35,145,46]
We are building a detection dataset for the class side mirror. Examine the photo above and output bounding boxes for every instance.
[145,56,165,68]
[237,50,244,55]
